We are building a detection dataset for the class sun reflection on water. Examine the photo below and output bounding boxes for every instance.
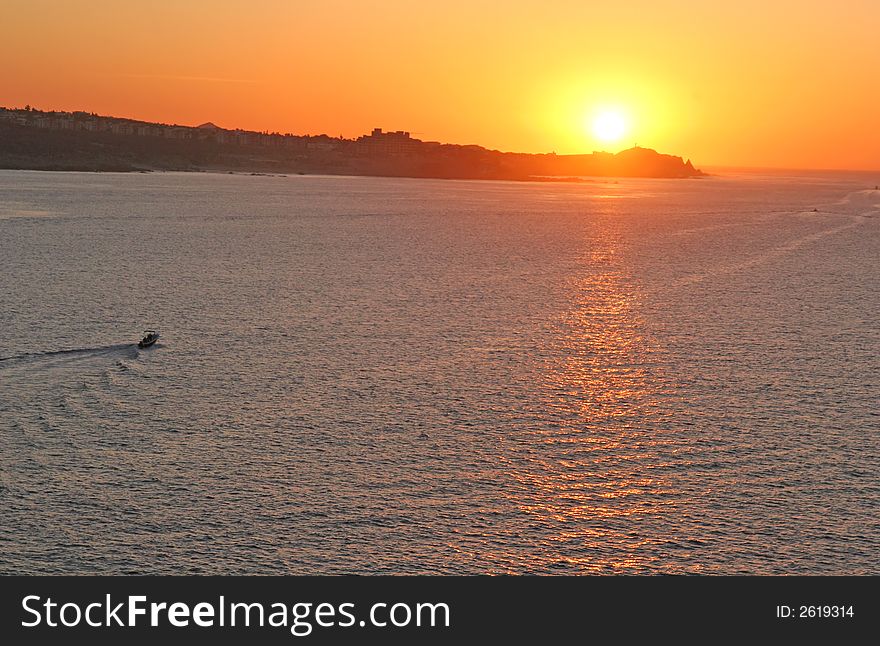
[500,225,688,572]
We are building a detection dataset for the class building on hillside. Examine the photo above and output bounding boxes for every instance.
[195,122,224,141]
[355,128,421,155]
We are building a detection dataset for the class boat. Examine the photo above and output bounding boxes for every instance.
[138,330,160,348]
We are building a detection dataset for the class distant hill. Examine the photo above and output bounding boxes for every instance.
[0,107,704,180]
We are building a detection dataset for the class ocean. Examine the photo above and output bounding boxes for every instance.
[1,169,878,574]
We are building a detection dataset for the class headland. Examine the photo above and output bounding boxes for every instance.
[0,107,704,180]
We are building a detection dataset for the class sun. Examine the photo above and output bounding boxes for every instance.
[592,110,627,144]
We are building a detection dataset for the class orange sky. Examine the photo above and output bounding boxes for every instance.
[3,0,879,170]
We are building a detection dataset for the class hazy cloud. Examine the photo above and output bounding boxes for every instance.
[112,73,261,84]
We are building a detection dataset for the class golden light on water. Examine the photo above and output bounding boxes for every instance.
[493,213,686,572]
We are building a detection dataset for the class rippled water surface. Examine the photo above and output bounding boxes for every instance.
[1,169,878,574]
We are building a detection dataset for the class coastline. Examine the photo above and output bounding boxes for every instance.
[0,165,708,184]
[0,108,705,181]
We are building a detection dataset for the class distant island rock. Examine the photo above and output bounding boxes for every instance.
[0,107,704,180]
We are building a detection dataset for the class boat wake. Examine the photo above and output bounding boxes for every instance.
[832,188,880,216]
[660,188,876,293]
[0,343,138,367]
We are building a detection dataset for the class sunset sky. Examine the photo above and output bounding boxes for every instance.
[3,0,879,170]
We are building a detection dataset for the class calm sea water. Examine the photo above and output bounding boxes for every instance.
[1,169,878,574]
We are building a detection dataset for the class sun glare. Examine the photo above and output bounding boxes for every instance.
[592,111,627,144]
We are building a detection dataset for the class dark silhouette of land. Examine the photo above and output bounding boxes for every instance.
[0,106,704,180]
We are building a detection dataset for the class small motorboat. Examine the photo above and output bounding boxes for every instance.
[138,330,160,348]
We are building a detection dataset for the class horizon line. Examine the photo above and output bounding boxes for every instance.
[0,103,644,158]
[3,103,879,174]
